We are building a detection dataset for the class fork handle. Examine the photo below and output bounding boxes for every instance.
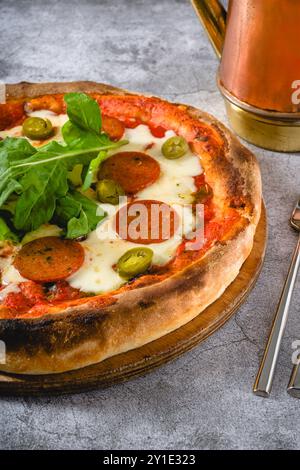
[287,362,300,398]
[253,234,300,397]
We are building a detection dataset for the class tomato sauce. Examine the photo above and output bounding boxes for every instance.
[119,117,141,129]
[148,125,166,138]
[48,280,83,302]
[116,117,166,139]
[3,281,46,315]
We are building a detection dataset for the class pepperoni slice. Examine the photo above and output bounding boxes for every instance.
[98,152,160,194]
[115,199,179,244]
[102,115,125,141]
[13,237,84,283]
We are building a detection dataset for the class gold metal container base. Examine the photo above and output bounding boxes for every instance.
[218,79,300,152]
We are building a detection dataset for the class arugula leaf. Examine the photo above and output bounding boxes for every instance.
[66,210,89,240]
[55,192,81,223]
[0,138,37,206]
[62,120,111,149]
[1,196,17,215]
[0,137,36,167]
[0,178,23,208]
[9,139,124,172]
[64,93,101,133]
[0,138,125,227]
[55,190,106,239]
[13,161,69,232]
[62,93,115,151]
[0,217,18,242]
[81,150,108,191]
[62,94,119,191]
[70,191,105,230]
[10,140,93,171]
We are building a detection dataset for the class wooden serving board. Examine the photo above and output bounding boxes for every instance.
[0,205,267,396]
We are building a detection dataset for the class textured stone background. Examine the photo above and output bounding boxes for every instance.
[0,0,300,450]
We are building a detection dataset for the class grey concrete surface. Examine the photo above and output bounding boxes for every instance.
[0,0,300,450]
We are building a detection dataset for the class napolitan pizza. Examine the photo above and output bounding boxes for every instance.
[0,82,261,374]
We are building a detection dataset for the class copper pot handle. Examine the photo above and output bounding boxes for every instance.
[191,0,227,59]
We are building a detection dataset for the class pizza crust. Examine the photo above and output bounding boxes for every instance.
[0,82,262,374]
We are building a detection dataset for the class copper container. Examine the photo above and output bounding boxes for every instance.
[191,0,300,151]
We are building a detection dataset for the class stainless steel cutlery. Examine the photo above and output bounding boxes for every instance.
[253,199,300,397]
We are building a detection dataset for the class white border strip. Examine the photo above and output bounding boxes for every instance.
[0,82,6,104]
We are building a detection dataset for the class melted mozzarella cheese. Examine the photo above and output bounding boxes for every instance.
[0,257,26,285]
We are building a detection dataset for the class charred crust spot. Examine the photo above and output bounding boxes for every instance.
[194,133,209,143]
[0,309,109,354]
[138,300,156,310]
[230,199,246,209]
